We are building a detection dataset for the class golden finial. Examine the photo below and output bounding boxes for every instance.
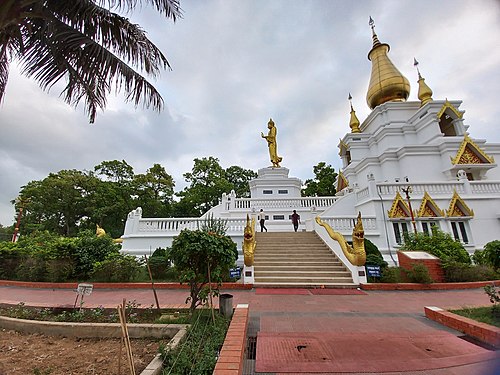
[348,93,361,133]
[414,58,433,107]
[366,19,410,109]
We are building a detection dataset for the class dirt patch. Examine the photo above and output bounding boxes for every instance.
[0,329,164,375]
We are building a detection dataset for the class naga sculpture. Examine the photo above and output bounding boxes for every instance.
[315,212,366,266]
[243,214,256,267]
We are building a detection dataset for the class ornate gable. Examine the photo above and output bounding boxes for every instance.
[336,171,349,193]
[388,191,411,218]
[451,134,495,165]
[437,99,463,120]
[447,190,474,217]
[417,192,444,218]
[338,139,348,156]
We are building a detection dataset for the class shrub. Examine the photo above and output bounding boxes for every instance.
[91,253,142,282]
[147,255,171,280]
[380,267,404,283]
[171,229,237,314]
[473,241,500,270]
[443,261,499,282]
[401,228,471,264]
[74,230,121,279]
[404,263,433,284]
[484,284,500,314]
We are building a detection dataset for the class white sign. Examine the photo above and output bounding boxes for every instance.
[77,283,93,296]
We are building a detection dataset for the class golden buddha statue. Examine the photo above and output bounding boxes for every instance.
[261,118,283,168]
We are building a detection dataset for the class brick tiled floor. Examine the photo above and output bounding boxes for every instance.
[1,284,499,374]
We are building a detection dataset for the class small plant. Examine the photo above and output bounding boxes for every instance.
[404,263,433,284]
[379,267,404,283]
[484,284,500,314]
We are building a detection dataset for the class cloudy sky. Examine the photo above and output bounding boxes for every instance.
[1,0,500,226]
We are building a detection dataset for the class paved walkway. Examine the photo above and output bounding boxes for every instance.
[0,285,499,374]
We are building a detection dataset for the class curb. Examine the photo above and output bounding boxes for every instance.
[361,280,499,291]
[0,279,253,290]
[424,306,500,348]
[213,304,249,375]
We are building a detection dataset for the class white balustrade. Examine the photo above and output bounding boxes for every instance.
[377,182,465,197]
[232,196,337,211]
[470,182,500,194]
[137,217,246,234]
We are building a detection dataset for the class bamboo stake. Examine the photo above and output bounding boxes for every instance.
[207,262,215,323]
[118,300,135,375]
[144,255,160,310]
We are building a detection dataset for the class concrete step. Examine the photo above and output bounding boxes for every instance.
[255,256,339,261]
[254,265,347,272]
[253,282,358,288]
[254,276,354,283]
[255,270,351,278]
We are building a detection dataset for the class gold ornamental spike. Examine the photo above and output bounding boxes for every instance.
[366,18,410,109]
[414,58,433,107]
[348,93,361,133]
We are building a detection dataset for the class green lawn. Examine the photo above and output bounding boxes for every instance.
[450,306,500,328]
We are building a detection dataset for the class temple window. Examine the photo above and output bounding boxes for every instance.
[421,221,438,236]
[393,222,408,245]
[439,114,456,136]
[346,151,352,165]
[273,215,285,220]
[450,221,469,244]
[278,190,288,194]
[263,190,273,194]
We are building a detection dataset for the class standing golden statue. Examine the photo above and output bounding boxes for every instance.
[261,118,283,168]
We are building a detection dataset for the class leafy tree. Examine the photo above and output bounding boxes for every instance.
[133,163,175,217]
[170,229,237,314]
[473,240,500,270]
[225,166,257,198]
[0,0,182,123]
[175,157,233,217]
[18,170,99,236]
[302,162,337,197]
[94,160,134,183]
[400,228,471,265]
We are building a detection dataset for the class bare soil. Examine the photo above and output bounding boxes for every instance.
[0,329,164,375]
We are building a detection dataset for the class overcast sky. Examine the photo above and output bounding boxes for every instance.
[1,0,500,226]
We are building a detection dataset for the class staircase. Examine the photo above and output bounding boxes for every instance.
[253,231,355,287]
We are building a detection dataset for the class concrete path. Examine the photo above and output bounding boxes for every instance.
[0,285,499,374]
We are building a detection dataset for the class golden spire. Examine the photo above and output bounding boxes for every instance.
[414,58,433,106]
[366,17,410,109]
[348,93,361,133]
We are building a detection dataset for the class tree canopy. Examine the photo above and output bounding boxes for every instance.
[302,162,337,197]
[175,157,257,217]
[0,0,182,123]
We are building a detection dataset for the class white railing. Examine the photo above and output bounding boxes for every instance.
[321,216,378,232]
[470,182,500,194]
[356,187,370,200]
[232,196,338,210]
[137,217,247,234]
[376,182,465,196]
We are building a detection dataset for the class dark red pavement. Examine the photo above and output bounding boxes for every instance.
[1,284,499,374]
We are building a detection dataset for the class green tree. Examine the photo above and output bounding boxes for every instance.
[18,170,99,236]
[302,162,337,197]
[0,0,181,123]
[133,163,175,217]
[175,157,233,217]
[94,160,134,183]
[400,228,471,265]
[170,229,237,314]
[225,165,257,198]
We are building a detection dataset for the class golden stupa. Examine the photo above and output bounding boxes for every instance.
[366,18,410,109]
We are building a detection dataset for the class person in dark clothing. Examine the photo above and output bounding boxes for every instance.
[258,209,267,232]
[291,210,300,232]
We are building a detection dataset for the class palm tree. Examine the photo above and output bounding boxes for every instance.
[0,0,181,123]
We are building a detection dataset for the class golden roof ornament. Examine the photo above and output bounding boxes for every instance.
[414,58,433,107]
[348,93,361,133]
[366,17,410,109]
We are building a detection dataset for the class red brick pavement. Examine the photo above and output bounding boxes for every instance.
[1,284,499,374]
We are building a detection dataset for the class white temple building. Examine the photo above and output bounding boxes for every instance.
[122,22,500,271]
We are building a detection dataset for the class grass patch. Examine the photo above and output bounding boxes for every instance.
[450,306,500,328]
[160,309,230,374]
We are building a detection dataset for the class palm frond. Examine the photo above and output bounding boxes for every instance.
[2,0,176,123]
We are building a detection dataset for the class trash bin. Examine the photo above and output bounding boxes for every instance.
[219,293,234,318]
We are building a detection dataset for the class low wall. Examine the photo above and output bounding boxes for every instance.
[0,316,187,339]
[213,304,249,375]
[425,306,500,348]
